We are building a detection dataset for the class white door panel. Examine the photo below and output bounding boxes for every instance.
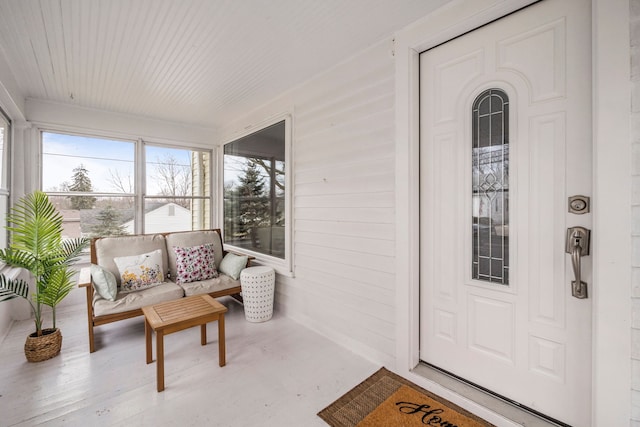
[419,1,591,425]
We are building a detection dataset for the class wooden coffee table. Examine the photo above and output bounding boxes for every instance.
[142,294,228,392]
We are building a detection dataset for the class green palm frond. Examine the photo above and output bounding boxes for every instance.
[6,191,63,259]
[39,268,75,308]
[0,274,30,302]
[0,248,38,271]
[59,237,90,265]
[39,267,76,329]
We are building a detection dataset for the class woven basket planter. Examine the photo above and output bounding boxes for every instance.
[24,328,62,363]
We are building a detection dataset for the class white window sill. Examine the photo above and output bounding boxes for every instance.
[226,245,294,278]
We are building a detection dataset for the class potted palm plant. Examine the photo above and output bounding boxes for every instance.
[0,191,88,362]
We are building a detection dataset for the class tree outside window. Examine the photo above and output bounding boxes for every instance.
[223,120,286,259]
[68,165,96,210]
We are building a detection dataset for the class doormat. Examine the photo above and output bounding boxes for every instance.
[318,368,494,427]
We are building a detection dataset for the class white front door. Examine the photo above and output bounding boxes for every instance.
[419,0,592,425]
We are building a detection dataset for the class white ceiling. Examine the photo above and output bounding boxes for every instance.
[0,0,450,130]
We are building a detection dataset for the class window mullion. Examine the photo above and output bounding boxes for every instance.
[137,138,145,234]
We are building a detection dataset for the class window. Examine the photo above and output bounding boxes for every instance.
[0,109,9,249]
[472,89,509,285]
[42,131,212,239]
[144,145,211,233]
[223,120,288,262]
[42,132,135,239]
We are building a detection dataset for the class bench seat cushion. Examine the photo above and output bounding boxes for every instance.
[93,281,184,316]
[177,274,240,297]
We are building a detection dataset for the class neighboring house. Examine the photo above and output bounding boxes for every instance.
[73,202,190,235]
[121,202,192,234]
[0,1,633,426]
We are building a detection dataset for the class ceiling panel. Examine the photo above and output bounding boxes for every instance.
[0,0,450,128]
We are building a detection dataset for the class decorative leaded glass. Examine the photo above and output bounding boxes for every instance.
[472,89,509,284]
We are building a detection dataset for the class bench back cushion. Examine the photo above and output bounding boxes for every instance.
[165,230,224,281]
[94,234,169,286]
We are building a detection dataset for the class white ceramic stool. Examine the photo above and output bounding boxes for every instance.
[240,266,275,322]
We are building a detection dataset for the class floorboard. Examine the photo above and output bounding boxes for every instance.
[0,297,377,426]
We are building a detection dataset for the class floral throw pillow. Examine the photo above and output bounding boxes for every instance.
[173,243,219,284]
[113,249,165,293]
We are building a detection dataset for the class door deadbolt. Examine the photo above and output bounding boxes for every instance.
[568,195,590,214]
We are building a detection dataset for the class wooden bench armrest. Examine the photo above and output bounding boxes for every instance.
[78,266,92,288]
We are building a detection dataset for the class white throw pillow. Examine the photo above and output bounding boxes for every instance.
[219,253,248,280]
[113,249,165,293]
[90,264,118,301]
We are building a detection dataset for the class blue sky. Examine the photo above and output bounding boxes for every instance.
[42,132,193,195]
[42,132,276,196]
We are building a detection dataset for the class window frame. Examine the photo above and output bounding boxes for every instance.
[142,140,214,234]
[39,127,214,237]
[471,88,510,286]
[219,114,293,276]
[0,107,10,251]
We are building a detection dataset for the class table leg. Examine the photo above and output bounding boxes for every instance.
[218,314,226,367]
[201,323,207,346]
[145,317,152,364]
[157,331,164,392]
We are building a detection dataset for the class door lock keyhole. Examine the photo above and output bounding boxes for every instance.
[568,195,590,214]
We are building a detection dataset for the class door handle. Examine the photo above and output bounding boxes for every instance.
[565,226,590,299]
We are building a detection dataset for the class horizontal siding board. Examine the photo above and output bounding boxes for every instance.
[275,276,393,321]
[292,41,393,108]
[293,266,395,306]
[295,219,395,240]
[296,230,394,256]
[296,119,393,149]
[295,173,395,198]
[295,242,394,273]
[295,139,394,170]
[295,81,393,135]
[294,254,394,290]
[290,273,395,323]
[296,89,393,136]
[295,192,394,209]
[296,68,392,120]
[295,106,393,147]
[295,207,393,224]
[295,156,393,185]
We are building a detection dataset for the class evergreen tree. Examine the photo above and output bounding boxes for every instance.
[234,160,270,245]
[90,205,128,237]
[68,164,96,210]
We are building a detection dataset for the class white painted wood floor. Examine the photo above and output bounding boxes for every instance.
[0,297,378,426]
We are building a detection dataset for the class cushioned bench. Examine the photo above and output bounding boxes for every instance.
[78,229,250,352]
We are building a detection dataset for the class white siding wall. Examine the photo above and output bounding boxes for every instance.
[631,1,640,424]
[222,40,397,365]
